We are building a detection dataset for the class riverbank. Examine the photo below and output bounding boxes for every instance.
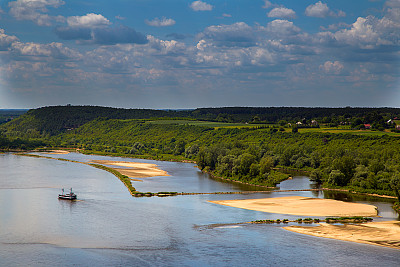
[209,196,378,217]
[88,160,169,178]
[284,221,400,250]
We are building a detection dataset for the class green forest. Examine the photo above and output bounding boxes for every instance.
[1,105,400,208]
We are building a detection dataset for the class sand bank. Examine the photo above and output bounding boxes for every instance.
[89,160,169,178]
[44,150,70,154]
[284,221,400,249]
[209,196,378,217]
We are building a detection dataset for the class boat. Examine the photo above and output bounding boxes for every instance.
[58,188,77,200]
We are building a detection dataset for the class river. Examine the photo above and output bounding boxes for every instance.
[0,152,399,266]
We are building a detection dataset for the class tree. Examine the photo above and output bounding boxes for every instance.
[238,153,256,175]
[390,173,400,202]
[310,169,323,183]
[260,156,274,174]
[328,170,346,186]
[332,156,356,185]
[173,140,186,155]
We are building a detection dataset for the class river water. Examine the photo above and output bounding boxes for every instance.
[0,152,399,266]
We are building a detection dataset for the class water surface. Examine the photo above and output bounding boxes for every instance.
[1,153,399,266]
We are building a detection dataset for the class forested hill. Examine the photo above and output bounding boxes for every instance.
[0,106,186,136]
[2,105,400,136]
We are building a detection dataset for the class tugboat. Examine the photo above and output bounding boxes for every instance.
[58,188,77,200]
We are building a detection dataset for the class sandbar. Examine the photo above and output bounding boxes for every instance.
[44,150,70,154]
[209,196,378,217]
[89,160,169,178]
[284,221,400,249]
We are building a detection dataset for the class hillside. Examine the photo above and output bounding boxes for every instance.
[2,105,400,137]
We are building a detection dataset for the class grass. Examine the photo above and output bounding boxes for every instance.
[146,119,400,136]
[146,120,271,128]
[298,126,400,136]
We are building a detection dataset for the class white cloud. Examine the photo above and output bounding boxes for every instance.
[0,29,19,51]
[11,41,81,59]
[145,17,176,27]
[268,7,296,19]
[147,36,186,53]
[222,13,232,18]
[320,61,344,74]
[67,13,111,28]
[8,0,65,26]
[198,22,256,47]
[262,1,272,9]
[316,2,400,50]
[266,19,301,34]
[334,17,386,48]
[305,1,345,18]
[190,1,213,11]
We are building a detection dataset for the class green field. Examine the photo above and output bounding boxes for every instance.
[298,127,400,136]
[147,120,400,136]
[146,120,270,128]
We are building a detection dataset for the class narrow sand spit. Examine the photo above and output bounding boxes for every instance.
[89,160,169,178]
[284,221,400,250]
[44,150,70,154]
[209,196,378,217]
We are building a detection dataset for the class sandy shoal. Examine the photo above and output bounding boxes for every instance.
[89,160,169,178]
[44,150,70,154]
[284,221,400,249]
[209,196,378,217]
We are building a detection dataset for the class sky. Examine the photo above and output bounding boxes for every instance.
[0,0,399,109]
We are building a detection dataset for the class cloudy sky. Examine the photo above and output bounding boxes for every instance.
[0,0,399,109]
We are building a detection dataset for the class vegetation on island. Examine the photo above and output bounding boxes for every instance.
[251,216,373,224]
[2,105,400,210]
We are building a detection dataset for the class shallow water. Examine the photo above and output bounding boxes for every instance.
[1,153,399,266]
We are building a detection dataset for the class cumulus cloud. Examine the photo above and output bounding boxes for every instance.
[268,7,296,19]
[266,19,301,35]
[55,13,148,45]
[145,17,176,27]
[0,29,19,51]
[305,1,345,18]
[198,22,256,47]
[190,1,213,11]
[8,0,65,26]
[147,35,187,55]
[67,13,111,28]
[320,61,344,74]
[315,2,400,51]
[333,16,395,48]
[10,41,81,59]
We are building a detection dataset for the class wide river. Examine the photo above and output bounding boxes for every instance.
[1,152,400,266]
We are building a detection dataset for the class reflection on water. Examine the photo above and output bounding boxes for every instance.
[1,153,399,266]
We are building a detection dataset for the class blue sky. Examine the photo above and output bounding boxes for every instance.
[0,0,399,108]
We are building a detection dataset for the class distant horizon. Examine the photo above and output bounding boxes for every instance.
[3,105,400,111]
